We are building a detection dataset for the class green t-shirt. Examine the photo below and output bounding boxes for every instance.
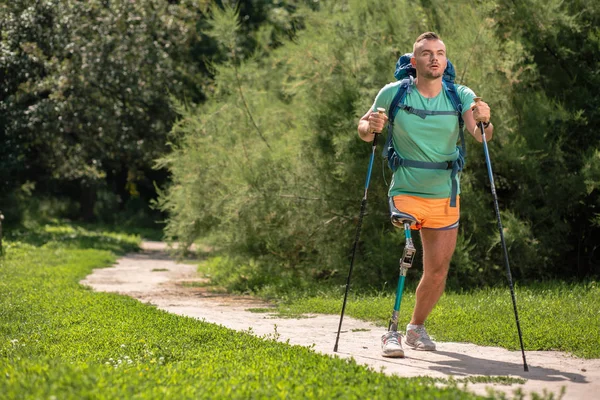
[372,80,476,199]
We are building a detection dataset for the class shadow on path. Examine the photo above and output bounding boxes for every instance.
[430,351,587,383]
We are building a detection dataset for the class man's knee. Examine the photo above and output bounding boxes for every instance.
[423,266,449,286]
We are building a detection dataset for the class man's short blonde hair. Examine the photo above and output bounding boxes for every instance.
[413,32,442,54]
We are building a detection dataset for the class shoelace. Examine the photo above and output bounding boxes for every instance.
[413,327,432,341]
[385,333,401,345]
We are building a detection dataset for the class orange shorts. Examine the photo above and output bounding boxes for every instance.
[392,195,460,230]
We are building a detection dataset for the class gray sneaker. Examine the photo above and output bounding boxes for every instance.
[405,325,436,351]
[381,331,405,358]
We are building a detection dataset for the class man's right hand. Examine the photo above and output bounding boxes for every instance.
[358,108,388,142]
[368,110,388,133]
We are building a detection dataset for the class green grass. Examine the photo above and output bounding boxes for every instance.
[179,280,211,287]
[277,280,600,358]
[0,224,498,399]
[245,307,315,319]
[5,223,141,254]
[246,307,275,313]
[455,376,526,385]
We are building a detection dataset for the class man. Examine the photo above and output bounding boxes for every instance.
[357,32,492,357]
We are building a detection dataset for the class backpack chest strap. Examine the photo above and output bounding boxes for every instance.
[398,104,459,120]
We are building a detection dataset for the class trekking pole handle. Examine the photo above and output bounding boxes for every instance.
[376,107,386,131]
[472,97,489,135]
[473,97,483,120]
[370,107,386,139]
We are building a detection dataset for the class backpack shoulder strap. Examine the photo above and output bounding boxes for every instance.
[442,80,463,124]
[442,80,466,159]
[389,77,412,123]
[382,78,412,159]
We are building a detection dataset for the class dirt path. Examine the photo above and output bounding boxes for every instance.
[80,242,600,399]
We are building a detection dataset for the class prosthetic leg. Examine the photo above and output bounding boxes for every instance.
[388,197,418,331]
[388,222,416,331]
[381,198,418,357]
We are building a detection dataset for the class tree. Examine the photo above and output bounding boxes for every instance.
[1,0,313,223]
[493,0,600,277]
[1,0,212,220]
[157,0,536,291]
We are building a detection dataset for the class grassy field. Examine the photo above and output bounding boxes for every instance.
[0,224,502,399]
[269,280,600,359]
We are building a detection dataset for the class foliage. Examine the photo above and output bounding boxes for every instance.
[158,0,544,290]
[4,0,599,291]
[492,0,600,278]
[0,2,170,225]
[1,0,206,218]
[0,225,489,399]
[159,0,600,292]
[0,0,307,224]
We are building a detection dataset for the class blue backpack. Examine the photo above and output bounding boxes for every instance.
[383,53,466,207]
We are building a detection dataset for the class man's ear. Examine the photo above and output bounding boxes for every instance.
[410,56,416,67]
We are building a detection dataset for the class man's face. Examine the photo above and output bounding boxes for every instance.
[411,39,447,80]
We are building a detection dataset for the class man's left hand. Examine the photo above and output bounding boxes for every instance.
[471,99,491,124]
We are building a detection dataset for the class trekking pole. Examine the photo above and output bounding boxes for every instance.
[476,99,528,372]
[334,108,385,352]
